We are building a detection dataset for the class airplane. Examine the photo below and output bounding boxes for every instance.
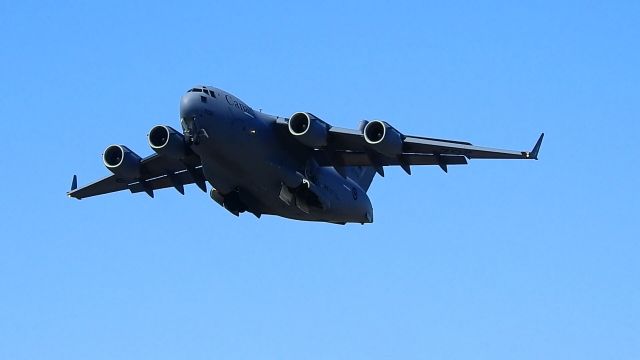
[67,85,544,225]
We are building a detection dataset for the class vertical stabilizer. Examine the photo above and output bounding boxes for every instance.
[348,166,377,192]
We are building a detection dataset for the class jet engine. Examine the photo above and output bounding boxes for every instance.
[148,125,188,159]
[363,120,404,157]
[288,112,328,148]
[103,145,142,178]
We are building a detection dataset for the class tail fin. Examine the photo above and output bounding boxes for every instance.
[348,166,377,192]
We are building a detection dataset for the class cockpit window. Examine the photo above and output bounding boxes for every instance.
[187,87,215,98]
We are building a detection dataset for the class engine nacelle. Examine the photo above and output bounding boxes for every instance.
[103,145,142,178]
[288,112,328,148]
[148,125,188,159]
[363,120,404,157]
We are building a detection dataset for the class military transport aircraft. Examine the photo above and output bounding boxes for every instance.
[68,85,543,224]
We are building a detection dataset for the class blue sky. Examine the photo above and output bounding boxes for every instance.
[1,1,639,359]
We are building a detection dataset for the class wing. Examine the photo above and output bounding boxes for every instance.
[276,117,543,173]
[68,153,206,200]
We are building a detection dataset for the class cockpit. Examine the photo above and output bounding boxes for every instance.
[186,87,216,98]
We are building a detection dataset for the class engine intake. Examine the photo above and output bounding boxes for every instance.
[288,112,328,148]
[148,125,188,159]
[363,120,404,157]
[103,145,141,178]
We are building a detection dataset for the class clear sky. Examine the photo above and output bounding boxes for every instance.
[1,1,638,359]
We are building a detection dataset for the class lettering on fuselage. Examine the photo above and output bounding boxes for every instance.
[225,94,255,117]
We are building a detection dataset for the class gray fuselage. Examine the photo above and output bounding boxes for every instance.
[179,86,373,224]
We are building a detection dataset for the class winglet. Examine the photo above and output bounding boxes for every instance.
[529,133,544,160]
[70,175,78,191]
[67,175,79,199]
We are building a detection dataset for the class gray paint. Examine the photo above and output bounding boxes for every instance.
[68,85,543,224]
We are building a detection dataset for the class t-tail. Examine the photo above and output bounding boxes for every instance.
[347,166,377,192]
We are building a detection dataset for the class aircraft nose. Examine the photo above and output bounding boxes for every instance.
[180,91,207,119]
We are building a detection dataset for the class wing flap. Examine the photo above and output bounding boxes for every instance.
[274,117,542,167]
[68,152,204,200]
[326,127,367,151]
[403,133,544,160]
[67,175,130,199]
[139,153,202,176]
[315,151,468,167]
[403,137,528,159]
[128,167,204,195]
